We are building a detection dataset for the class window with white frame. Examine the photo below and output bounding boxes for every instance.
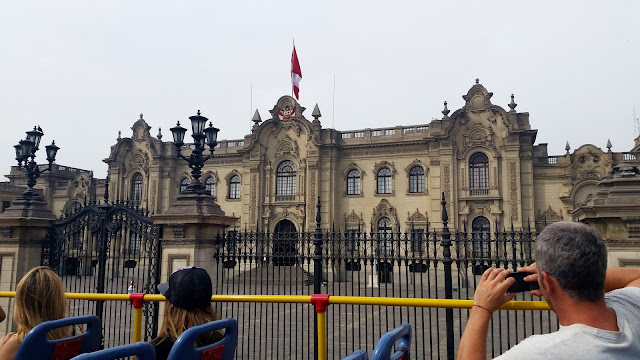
[205,176,216,197]
[347,169,361,195]
[276,160,296,196]
[377,217,393,255]
[469,152,489,195]
[409,166,425,193]
[229,175,241,199]
[179,178,190,194]
[131,172,143,202]
[377,167,392,194]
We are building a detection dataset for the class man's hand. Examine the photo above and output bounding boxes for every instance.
[458,268,517,360]
[519,263,543,297]
[474,268,517,312]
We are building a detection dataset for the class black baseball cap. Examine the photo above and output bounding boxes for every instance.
[157,266,213,310]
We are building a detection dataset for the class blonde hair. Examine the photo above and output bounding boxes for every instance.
[14,266,69,342]
[153,303,223,347]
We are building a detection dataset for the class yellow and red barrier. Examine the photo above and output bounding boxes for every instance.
[0,291,550,360]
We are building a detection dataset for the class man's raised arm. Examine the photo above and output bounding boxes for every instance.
[604,267,640,292]
[457,268,516,360]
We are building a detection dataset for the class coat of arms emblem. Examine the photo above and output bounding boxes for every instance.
[278,105,295,122]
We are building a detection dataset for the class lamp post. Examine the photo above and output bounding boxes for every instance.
[14,126,59,201]
[170,110,219,195]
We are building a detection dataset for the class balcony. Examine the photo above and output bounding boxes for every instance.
[275,195,296,202]
[470,188,490,196]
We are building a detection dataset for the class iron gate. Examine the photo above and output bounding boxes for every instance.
[41,197,161,347]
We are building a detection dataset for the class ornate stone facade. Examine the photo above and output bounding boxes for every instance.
[3,82,639,247]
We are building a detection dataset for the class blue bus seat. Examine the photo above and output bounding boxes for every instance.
[342,349,369,360]
[72,341,156,360]
[167,318,238,360]
[370,323,412,360]
[15,315,101,360]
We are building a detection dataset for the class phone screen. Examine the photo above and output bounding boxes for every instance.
[506,272,540,293]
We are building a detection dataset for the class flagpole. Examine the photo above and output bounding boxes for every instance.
[332,75,336,129]
[291,38,294,98]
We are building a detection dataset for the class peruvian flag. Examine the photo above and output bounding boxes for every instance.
[291,45,302,99]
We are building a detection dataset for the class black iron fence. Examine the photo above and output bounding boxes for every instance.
[213,196,557,360]
[42,197,161,348]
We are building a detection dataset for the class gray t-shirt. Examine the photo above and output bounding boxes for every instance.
[494,287,640,359]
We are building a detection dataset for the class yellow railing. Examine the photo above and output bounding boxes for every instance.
[0,292,550,360]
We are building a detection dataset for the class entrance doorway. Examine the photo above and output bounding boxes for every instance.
[273,219,298,266]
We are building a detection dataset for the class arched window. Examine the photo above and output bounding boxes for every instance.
[377,217,393,256]
[472,216,491,258]
[469,153,489,196]
[205,176,216,197]
[131,172,143,202]
[347,169,361,195]
[377,167,392,194]
[179,178,190,194]
[228,175,241,199]
[276,160,296,196]
[409,166,425,193]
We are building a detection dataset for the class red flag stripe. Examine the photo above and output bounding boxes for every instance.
[291,45,302,99]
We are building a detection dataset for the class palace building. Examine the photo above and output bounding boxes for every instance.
[3,81,640,265]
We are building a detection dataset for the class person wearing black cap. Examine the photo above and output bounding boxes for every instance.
[151,266,223,360]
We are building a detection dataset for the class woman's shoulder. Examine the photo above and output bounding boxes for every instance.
[0,333,20,360]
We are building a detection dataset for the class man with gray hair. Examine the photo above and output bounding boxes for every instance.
[458,221,640,359]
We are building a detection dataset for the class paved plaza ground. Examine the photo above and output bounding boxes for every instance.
[0,264,557,359]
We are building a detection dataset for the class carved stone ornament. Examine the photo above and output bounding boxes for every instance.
[462,82,493,113]
[407,209,427,223]
[578,168,601,180]
[345,210,362,225]
[275,135,300,159]
[509,162,519,221]
[537,205,563,223]
[374,161,395,174]
[169,224,185,239]
[460,123,498,158]
[1,227,13,238]
[128,152,149,171]
[372,199,398,224]
[625,218,640,238]
[271,120,303,138]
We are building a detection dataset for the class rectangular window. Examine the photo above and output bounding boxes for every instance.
[354,132,364,138]
[377,177,391,194]
[341,133,351,139]
[345,230,360,251]
[371,130,382,137]
[227,231,238,252]
[384,129,395,136]
[411,229,425,252]
[129,232,142,255]
[347,177,360,195]
[72,233,82,250]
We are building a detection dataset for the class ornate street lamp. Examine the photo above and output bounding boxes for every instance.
[170,110,219,194]
[14,126,59,200]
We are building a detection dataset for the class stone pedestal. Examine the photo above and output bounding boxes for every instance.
[152,193,238,300]
[0,196,56,334]
[572,164,640,267]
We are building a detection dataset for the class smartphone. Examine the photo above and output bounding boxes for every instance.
[506,272,540,293]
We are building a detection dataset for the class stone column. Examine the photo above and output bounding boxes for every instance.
[0,196,56,335]
[152,193,237,310]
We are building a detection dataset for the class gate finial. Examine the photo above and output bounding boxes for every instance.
[104,175,110,204]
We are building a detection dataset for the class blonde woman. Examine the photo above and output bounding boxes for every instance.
[0,266,68,360]
[152,267,223,360]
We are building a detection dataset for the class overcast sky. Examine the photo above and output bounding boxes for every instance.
[1,1,638,179]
